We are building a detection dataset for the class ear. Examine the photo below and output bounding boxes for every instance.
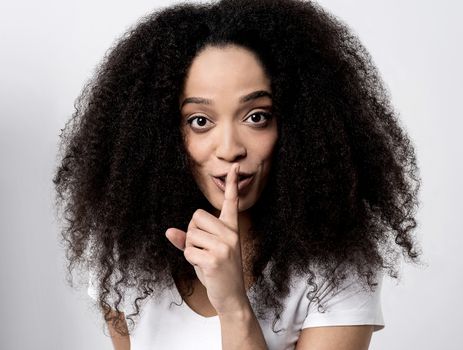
[165,228,186,251]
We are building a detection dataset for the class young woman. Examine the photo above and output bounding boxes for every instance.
[53,0,422,349]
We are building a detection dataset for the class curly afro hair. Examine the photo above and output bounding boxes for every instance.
[53,0,422,336]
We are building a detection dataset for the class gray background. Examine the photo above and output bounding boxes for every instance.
[1,0,460,349]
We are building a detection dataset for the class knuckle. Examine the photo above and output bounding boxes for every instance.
[193,209,203,220]
[183,247,190,258]
[229,235,239,247]
[218,243,230,257]
[209,257,220,270]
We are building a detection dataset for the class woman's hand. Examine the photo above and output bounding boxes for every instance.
[165,163,248,315]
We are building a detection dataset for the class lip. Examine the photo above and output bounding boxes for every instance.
[213,171,254,178]
[211,175,254,193]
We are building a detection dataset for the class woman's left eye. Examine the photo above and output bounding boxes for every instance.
[245,112,273,127]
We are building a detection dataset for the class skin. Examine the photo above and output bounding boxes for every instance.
[165,44,278,314]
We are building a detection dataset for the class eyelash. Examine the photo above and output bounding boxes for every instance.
[186,112,273,131]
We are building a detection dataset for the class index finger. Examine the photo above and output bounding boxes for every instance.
[218,162,239,232]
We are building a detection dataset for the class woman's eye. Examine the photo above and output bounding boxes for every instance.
[186,116,212,130]
[245,112,273,127]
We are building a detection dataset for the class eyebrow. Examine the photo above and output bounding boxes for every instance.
[180,90,272,109]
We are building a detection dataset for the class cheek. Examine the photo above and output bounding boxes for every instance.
[184,138,211,181]
[259,135,278,161]
[256,139,277,179]
[184,136,208,161]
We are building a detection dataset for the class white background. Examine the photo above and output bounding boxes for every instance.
[0,0,461,349]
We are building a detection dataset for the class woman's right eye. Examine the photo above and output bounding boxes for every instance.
[186,116,212,131]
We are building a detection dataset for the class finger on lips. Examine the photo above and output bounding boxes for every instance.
[167,163,241,254]
[219,162,239,232]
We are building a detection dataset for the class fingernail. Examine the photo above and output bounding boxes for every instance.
[235,164,239,174]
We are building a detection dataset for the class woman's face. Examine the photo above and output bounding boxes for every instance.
[179,44,278,214]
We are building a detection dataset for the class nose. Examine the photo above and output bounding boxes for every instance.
[215,123,246,162]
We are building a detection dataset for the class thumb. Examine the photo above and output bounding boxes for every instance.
[165,228,186,251]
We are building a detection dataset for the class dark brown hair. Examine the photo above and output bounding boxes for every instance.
[53,0,422,336]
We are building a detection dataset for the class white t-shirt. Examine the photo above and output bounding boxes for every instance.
[87,265,385,350]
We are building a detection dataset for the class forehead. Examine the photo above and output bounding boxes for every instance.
[181,45,271,98]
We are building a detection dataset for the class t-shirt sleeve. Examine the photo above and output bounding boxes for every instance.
[302,270,385,332]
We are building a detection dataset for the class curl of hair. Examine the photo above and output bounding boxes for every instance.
[53,0,422,336]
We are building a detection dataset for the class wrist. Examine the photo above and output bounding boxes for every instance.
[217,296,253,321]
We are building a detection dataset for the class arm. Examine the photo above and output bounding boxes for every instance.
[105,308,131,350]
[295,325,374,350]
[219,299,268,350]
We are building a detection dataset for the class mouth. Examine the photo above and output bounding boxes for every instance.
[211,174,254,192]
